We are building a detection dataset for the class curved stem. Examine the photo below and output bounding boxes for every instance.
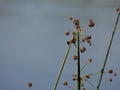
[96,12,120,90]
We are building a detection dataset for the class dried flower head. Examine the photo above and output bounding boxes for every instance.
[65,31,70,36]
[71,37,76,44]
[109,78,112,82]
[108,69,113,74]
[89,19,95,27]
[73,19,79,26]
[73,55,78,60]
[28,82,32,87]
[80,47,86,53]
[67,41,70,45]
[69,17,73,21]
[116,8,120,12]
[88,58,92,62]
[85,75,90,79]
[63,81,68,86]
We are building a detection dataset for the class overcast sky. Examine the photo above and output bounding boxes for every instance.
[0,0,120,90]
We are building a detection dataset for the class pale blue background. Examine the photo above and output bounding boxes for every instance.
[0,0,120,90]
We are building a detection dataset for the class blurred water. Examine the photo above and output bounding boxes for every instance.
[0,0,120,90]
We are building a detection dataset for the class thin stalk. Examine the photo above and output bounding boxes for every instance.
[76,31,80,90]
[96,12,120,90]
[80,61,89,72]
[53,36,73,90]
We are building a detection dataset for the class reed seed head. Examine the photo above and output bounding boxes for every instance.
[65,31,70,36]
[109,78,112,82]
[28,82,32,87]
[85,75,90,79]
[71,37,76,44]
[80,47,86,53]
[116,8,120,12]
[108,69,113,74]
[69,17,73,21]
[73,19,79,26]
[89,19,95,27]
[63,81,68,86]
[88,58,92,62]
[67,41,70,45]
[73,55,78,60]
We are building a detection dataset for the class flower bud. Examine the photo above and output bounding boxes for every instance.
[28,82,32,87]
[89,19,95,27]
[116,8,120,12]
[65,31,70,36]
[63,81,68,86]
[80,47,86,53]
[73,55,78,60]
[73,19,79,26]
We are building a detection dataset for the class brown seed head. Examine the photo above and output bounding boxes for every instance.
[87,36,92,39]
[67,41,70,45]
[116,8,120,12]
[85,75,90,79]
[80,47,86,53]
[71,37,76,44]
[109,78,112,82]
[108,69,113,74]
[73,55,78,60]
[73,19,79,26]
[69,17,73,21]
[63,81,68,86]
[88,58,92,62]
[28,82,32,87]
[65,31,70,36]
[89,19,95,27]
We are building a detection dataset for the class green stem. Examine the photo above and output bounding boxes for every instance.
[53,37,72,90]
[96,12,120,90]
[76,31,80,90]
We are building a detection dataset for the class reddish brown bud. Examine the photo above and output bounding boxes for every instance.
[80,47,86,53]
[69,17,73,20]
[73,55,78,60]
[63,81,68,86]
[28,82,32,87]
[85,75,90,79]
[73,19,79,26]
[116,8,120,12]
[67,41,70,45]
[89,19,95,27]
[108,69,113,74]
[88,58,92,62]
[109,78,112,82]
[65,31,70,36]
[71,37,76,44]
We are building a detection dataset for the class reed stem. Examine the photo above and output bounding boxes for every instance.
[76,31,80,90]
[53,36,73,90]
[96,12,120,90]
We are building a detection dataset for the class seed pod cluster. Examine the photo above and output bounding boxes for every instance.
[82,35,92,45]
